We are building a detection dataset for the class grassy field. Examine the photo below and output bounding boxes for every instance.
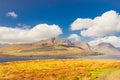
[0,59,120,80]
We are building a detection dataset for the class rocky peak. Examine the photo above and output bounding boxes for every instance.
[73,41,91,50]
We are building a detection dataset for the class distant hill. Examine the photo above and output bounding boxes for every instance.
[116,47,120,51]
[91,42,120,55]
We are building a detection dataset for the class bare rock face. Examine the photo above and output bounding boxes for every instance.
[32,38,54,48]
[50,37,73,47]
[73,41,91,50]
[51,37,63,44]
[32,37,73,47]
[91,42,120,55]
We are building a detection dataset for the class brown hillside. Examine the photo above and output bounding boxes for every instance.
[0,38,93,56]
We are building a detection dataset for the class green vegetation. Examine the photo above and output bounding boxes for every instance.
[0,59,120,80]
[20,47,67,52]
[95,69,120,80]
[0,54,16,58]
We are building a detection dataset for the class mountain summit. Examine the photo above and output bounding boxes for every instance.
[91,42,120,55]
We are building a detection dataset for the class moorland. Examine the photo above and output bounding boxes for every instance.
[0,59,120,80]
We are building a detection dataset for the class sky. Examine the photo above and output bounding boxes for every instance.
[0,0,120,47]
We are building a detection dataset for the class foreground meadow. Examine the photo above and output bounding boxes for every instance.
[0,59,120,80]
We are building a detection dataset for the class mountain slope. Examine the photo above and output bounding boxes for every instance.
[73,41,91,50]
[91,42,120,55]
[1,38,120,56]
[0,38,93,56]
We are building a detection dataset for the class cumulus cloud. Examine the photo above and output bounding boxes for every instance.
[68,34,80,41]
[71,10,120,37]
[0,24,62,44]
[88,36,120,47]
[6,12,18,18]
[71,18,93,30]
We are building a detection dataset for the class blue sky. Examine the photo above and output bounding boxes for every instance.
[0,0,120,47]
[0,0,120,27]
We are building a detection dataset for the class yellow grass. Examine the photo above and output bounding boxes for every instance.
[0,59,120,80]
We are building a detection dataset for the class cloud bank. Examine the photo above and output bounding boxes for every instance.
[68,34,80,41]
[88,36,120,47]
[6,12,18,18]
[0,24,62,44]
[71,10,120,37]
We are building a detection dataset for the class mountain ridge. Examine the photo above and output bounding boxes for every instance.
[0,38,120,56]
[91,42,120,55]
[0,37,94,57]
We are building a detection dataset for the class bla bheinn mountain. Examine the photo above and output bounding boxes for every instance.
[0,38,120,57]
[0,37,93,57]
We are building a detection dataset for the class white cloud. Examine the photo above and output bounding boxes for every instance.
[68,34,80,41]
[6,12,18,18]
[71,18,93,30]
[0,24,62,44]
[71,10,120,37]
[88,36,120,47]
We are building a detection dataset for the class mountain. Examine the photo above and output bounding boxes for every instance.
[116,47,120,51]
[91,42,120,55]
[0,38,71,52]
[73,41,91,50]
[0,38,120,56]
[0,37,93,56]
[32,37,73,48]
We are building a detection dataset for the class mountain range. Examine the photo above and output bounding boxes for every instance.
[0,37,120,57]
[91,42,120,55]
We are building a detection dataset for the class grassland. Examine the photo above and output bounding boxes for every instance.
[0,59,120,80]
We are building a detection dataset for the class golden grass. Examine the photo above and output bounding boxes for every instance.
[0,59,120,80]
